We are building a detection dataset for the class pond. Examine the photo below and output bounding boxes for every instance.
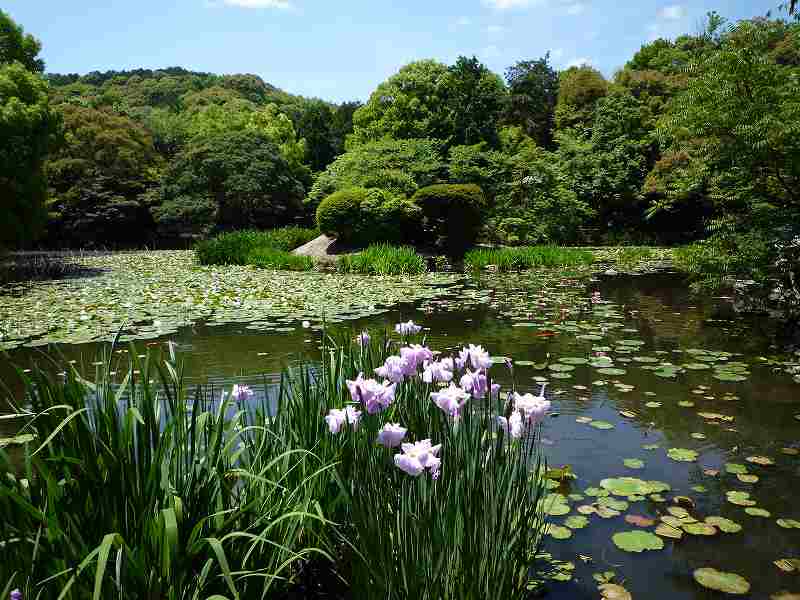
[1,253,799,599]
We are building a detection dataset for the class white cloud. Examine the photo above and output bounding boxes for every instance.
[455,16,472,26]
[550,48,564,60]
[482,0,536,10]
[658,4,685,20]
[566,57,592,68]
[221,0,291,8]
[487,25,506,35]
[564,2,585,15]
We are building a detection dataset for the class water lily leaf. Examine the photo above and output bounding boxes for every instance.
[623,458,644,469]
[600,477,670,496]
[548,525,572,540]
[693,568,751,595]
[578,505,598,515]
[619,410,637,418]
[682,522,718,536]
[771,593,800,600]
[625,514,656,527]
[684,363,712,370]
[737,473,759,483]
[691,432,707,440]
[597,367,627,376]
[691,485,708,493]
[559,357,590,365]
[705,516,742,533]
[565,515,590,529]
[678,400,695,407]
[585,487,610,497]
[726,491,756,506]
[725,463,748,475]
[590,421,615,430]
[612,530,664,552]
[645,401,663,408]
[774,559,800,573]
[633,356,659,363]
[649,493,666,502]
[655,523,683,539]
[642,443,660,450]
[548,363,575,372]
[667,448,698,462]
[667,506,690,519]
[746,455,775,466]
[714,372,748,382]
[745,507,771,517]
[599,583,632,600]
[596,506,622,519]
[777,519,800,529]
[781,448,799,456]
[575,416,593,424]
[599,496,629,511]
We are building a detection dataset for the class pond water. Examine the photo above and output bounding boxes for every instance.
[2,264,800,599]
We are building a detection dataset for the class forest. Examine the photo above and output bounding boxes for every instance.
[1,8,799,307]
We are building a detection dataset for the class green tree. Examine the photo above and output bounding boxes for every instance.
[504,54,559,147]
[349,60,451,146]
[154,129,306,237]
[46,105,161,246]
[554,65,608,133]
[308,138,445,206]
[441,56,507,147]
[0,12,58,249]
[0,9,44,72]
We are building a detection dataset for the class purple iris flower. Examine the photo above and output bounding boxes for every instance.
[431,383,470,418]
[455,344,492,370]
[394,439,441,477]
[497,411,524,439]
[357,331,370,346]
[400,344,434,373]
[422,358,454,383]
[377,422,407,448]
[395,320,422,336]
[513,384,550,424]
[460,369,488,399]
[324,406,362,434]
[231,384,254,403]
[10,591,22,600]
[375,355,410,383]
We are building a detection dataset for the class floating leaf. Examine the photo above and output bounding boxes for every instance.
[725,463,749,475]
[693,568,750,595]
[585,487,610,497]
[559,357,590,365]
[678,400,695,407]
[576,416,594,424]
[714,372,748,382]
[667,448,698,462]
[596,506,622,519]
[599,583,632,600]
[599,496,629,511]
[590,421,615,430]
[777,519,800,529]
[746,455,775,466]
[667,506,690,519]
[774,559,800,573]
[691,432,707,440]
[726,491,756,506]
[705,516,742,533]
[600,477,670,496]
[619,410,637,418]
[655,524,683,539]
[737,473,759,483]
[625,515,656,527]
[682,522,718,536]
[612,530,664,553]
[623,458,644,469]
[565,515,590,529]
[642,443,660,450]
[548,363,575,372]
[745,507,771,517]
[548,525,572,540]
[645,401,663,408]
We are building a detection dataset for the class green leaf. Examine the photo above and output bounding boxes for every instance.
[612,531,664,553]
[693,568,750,595]
[667,448,698,462]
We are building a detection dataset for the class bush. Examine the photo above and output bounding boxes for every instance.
[316,188,422,246]
[336,244,427,275]
[464,246,594,272]
[195,226,319,266]
[316,188,369,242]
[412,184,487,254]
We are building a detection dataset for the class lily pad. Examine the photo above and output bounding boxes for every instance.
[548,525,573,540]
[777,519,800,529]
[726,491,757,507]
[725,463,749,475]
[667,448,699,462]
[600,477,670,496]
[746,455,775,466]
[559,357,590,365]
[599,583,632,600]
[737,473,759,484]
[612,530,664,553]
[599,496,629,511]
[693,568,751,595]
[590,421,615,430]
[548,363,575,372]
[625,514,656,527]
[565,515,590,529]
[655,523,683,539]
[682,522,718,536]
[745,507,771,517]
[705,516,742,533]
[623,458,644,469]
[597,368,627,376]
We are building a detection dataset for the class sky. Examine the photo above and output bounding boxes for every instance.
[4,0,782,103]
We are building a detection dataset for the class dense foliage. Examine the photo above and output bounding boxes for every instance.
[0,11,59,249]
[195,226,318,266]
[412,184,486,253]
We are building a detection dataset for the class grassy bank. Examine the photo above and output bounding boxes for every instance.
[195,227,319,269]
[464,246,595,272]
[1,331,548,598]
[336,243,427,276]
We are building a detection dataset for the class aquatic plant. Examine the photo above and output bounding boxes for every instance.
[463,246,594,272]
[0,344,333,599]
[312,328,549,599]
[195,226,319,266]
[336,244,427,276]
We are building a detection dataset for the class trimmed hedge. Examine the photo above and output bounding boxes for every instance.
[412,184,486,254]
[336,244,427,276]
[316,187,421,246]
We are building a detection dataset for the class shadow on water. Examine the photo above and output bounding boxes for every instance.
[1,270,799,599]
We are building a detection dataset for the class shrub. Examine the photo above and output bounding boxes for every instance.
[195,226,319,266]
[464,246,594,272]
[316,188,422,246]
[316,188,368,242]
[412,184,487,254]
[336,244,427,275]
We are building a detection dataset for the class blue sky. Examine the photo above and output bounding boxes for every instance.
[5,0,780,103]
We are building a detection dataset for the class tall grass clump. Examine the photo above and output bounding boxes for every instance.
[0,345,333,599]
[336,244,427,276]
[195,227,319,266]
[464,246,594,272]
[247,247,314,271]
[285,327,550,599]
